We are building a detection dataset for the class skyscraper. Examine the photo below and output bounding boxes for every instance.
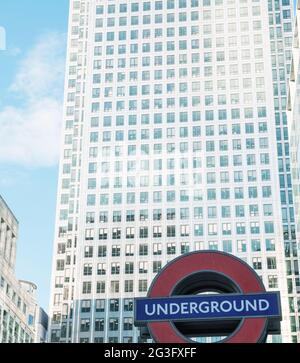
[49,0,299,343]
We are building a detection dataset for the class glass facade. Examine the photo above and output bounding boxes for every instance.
[49,0,298,343]
[288,0,300,344]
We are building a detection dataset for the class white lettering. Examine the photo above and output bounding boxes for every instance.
[157,304,168,316]
[145,304,156,316]
[258,299,270,311]
[211,301,220,313]
[170,303,180,315]
[232,300,245,312]
[245,300,258,312]
[181,303,189,314]
[198,302,210,313]
[190,302,199,314]
[220,301,232,313]
[142,296,273,319]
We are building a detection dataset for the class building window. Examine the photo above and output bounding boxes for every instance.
[80,319,90,332]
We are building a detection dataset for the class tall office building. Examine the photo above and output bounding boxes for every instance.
[270,0,300,343]
[49,0,299,343]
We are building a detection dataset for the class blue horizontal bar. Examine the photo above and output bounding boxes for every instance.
[135,292,281,323]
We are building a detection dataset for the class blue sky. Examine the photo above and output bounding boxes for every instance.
[0,0,69,311]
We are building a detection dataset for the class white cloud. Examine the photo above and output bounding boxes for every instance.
[0,32,66,167]
[0,99,62,166]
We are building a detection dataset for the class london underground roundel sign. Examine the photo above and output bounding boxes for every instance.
[134,251,282,343]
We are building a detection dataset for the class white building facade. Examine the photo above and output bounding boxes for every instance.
[270,0,300,342]
[288,0,300,342]
[49,0,298,343]
[0,196,38,343]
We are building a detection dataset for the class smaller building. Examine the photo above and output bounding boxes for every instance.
[35,307,49,343]
[0,195,48,343]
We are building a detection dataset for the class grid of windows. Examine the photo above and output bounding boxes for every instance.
[49,0,297,343]
[269,0,300,341]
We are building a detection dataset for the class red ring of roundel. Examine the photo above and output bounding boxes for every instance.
[147,251,267,343]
